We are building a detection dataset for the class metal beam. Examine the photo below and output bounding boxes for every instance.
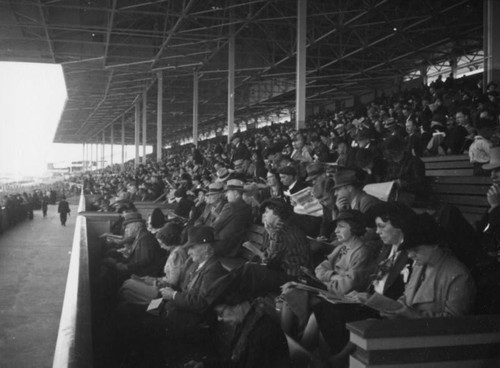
[103,0,118,67]
[36,0,56,63]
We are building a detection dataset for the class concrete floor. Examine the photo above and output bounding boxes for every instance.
[0,204,76,368]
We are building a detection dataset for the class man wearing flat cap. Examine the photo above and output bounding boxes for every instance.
[211,179,252,257]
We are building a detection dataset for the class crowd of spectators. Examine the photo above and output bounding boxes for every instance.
[0,181,75,232]
[76,74,500,368]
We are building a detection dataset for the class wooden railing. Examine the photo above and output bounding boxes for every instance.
[347,315,500,367]
[52,192,92,368]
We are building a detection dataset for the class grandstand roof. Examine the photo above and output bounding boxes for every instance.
[0,0,483,145]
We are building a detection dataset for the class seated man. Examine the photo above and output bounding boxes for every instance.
[194,182,226,227]
[211,179,252,257]
[157,226,227,339]
[333,168,380,218]
[383,135,426,206]
[101,218,163,296]
[115,226,227,364]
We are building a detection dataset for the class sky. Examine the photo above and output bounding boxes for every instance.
[0,62,144,179]
[0,62,69,177]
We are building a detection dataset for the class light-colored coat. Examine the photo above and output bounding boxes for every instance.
[400,249,476,317]
[315,237,377,296]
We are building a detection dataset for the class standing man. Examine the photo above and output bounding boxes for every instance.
[41,194,49,218]
[58,196,70,226]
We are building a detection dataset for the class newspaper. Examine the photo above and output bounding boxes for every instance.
[292,283,358,304]
[146,298,165,316]
[364,292,403,312]
[363,181,396,202]
[290,187,323,217]
[242,241,265,259]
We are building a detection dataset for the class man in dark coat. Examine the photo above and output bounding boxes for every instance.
[211,179,252,257]
[383,135,426,206]
[57,196,70,226]
[159,226,227,339]
[230,135,251,165]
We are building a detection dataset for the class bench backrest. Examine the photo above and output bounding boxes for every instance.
[422,155,490,225]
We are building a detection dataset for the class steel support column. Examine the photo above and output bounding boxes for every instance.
[142,90,147,163]
[296,0,307,130]
[485,0,500,88]
[110,124,114,166]
[135,101,140,168]
[227,24,235,143]
[157,71,163,162]
[102,130,105,170]
[193,70,199,147]
[121,116,125,167]
[95,140,98,171]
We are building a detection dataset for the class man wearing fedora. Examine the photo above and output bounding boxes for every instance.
[211,179,252,257]
[333,168,380,221]
[101,218,163,298]
[158,226,226,339]
[305,162,326,186]
[194,182,227,227]
[115,226,226,362]
[479,146,500,258]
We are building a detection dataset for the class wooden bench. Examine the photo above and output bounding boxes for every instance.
[421,155,490,225]
[347,314,500,367]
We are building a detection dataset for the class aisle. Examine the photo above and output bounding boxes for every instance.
[0,203,77,368]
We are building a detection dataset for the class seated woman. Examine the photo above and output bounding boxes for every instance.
[383,213,476,319]
[118,222,186,305]
[280,210,378,337]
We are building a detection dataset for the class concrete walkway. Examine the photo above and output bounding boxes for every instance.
[0,203,77,368]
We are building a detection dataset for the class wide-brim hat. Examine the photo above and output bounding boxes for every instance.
[206,182,225,195]
[216,167,231,182]
[183,226,216,248]
[383,117,395,127]
[400,213,443,251]
[332,169,361,189]
[482,147,500,170]
[334,209,367,228]
[306,162,325,182]
[226,179,245,191]
[233,159,244,168]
